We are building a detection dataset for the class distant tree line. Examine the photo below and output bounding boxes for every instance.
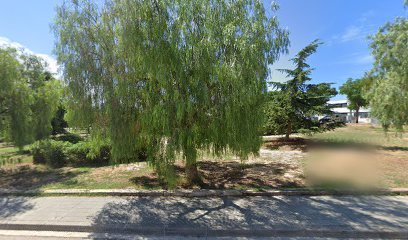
[0,48,66,149]
[340,3,408,130]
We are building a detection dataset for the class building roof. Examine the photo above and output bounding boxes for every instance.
[328,99,371,113]
[328,99,348,104]
[332,107,371,113]
[331,108,350,113]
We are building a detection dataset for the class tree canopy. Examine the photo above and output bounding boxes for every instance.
[265,40,337,138]
[54,0,290,185]
[0,48,62,148]
[367,18,408,130]
[339,78,368,123]
[0,48,21,141]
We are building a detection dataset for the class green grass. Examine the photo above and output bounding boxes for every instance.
[0,147,18,153]
[310,124,408,148]
[0,144,32,168]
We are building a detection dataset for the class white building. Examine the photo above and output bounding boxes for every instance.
[327,100,376,124]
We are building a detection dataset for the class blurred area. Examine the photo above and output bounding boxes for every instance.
[281,124,408,189]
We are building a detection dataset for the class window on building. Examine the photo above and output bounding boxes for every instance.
[359,112,369,118]
[329,103,347,108]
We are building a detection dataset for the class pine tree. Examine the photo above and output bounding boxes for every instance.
[266,40,337,138]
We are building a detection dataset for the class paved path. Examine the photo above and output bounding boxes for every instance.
[0,196,407,238]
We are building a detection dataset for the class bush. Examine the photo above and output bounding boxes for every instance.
[65,142,88,166]
[31,141,46,164]
[31,138,147,168]
[65,141,110,167]
[93,144,111,165]
[319,116,346,132]
[31,139,110,168]
[30,140,72,168]
[52,132,83,144]
[45,141,70,168]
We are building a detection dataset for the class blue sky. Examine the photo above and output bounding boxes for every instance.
[0,0,406,99]
[270,0,406,99]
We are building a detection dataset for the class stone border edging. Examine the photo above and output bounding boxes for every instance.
[0,223,407,239]
[0,188,407,197]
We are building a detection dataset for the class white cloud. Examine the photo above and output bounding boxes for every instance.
[0,36,59,75]
[332,10,376,44]
[36,53,59,76]
[340,25,363,42]
[0,36,25,49]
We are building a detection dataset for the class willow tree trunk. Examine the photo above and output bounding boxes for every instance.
[185,161,201,185]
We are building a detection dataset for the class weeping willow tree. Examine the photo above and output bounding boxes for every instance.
[0,49,19,112]
[0,48,33,147]
[54,0,289,185]
[0,48,61,149]
[21,55,63,141]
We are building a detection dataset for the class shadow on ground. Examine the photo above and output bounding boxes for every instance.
[263,137,408,152]
[130,161,304,190]
[0,197,34,218]
[0,166,81,191]
[0,165,88,219]
[90,195,408,237]
[263,137,308,151]
[198,161,302,189]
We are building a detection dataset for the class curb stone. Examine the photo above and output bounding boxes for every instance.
[0,224,407,238]
[0,188,407,197]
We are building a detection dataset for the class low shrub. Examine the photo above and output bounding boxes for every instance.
[52,132,83,144]
[319,116,346,132]
[93,144,111,165]
[65,141,110,167]
[31,138,147,168]
[31,141,46,164]
[65,142,89,166]
[30,140,72,168]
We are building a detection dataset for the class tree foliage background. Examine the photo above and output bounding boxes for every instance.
[54,0,289,184]
[0,48,61,149]
[367,18,408,130]
[339,78,368,124]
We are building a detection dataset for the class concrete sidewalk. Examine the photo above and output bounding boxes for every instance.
[0,196,407,238]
